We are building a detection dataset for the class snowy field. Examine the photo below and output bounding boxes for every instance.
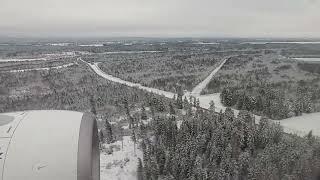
[101,51,162,54]
[100,136,142,180]
[8,63,75,73]
[275,113,320,136]
[193,42,219,45]
[48,43,73,46]
[79,44,104,47]
[0,57,48,62]
[0,52,76,63]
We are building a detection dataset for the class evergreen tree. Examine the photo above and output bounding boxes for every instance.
[131,129,137,156]
[141,105,148,120]
[209,100,215,113]
[90,95,97,115]
[157,98,166,112]
[104,119,113,144]
[176,85,183,109]
[118,124,124,150]
[169,102,175,115]
[99,130,104,143]
[176,94,183,109]
[137,158,144,180]
[183,96,189,108]
[196,98,200,108]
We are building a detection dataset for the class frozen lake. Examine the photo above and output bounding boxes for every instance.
[243,41,320,45]
[294,57,320,62]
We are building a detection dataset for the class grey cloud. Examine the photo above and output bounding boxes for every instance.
[0,0,319,37]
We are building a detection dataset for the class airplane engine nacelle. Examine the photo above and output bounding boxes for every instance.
[0,110,100,180]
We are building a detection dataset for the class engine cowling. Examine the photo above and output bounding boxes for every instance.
[0,110,100,180]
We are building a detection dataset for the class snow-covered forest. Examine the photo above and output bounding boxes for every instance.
[1,39,320,179]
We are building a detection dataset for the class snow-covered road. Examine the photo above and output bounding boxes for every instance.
[88,62,176,99]
[190,58,228,96]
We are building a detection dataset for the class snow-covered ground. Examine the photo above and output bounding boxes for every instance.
[48,43,73,46]
[193,42,219,45]
[0,57,48,62]
[100,136,142,180]
[0,52,76,63]
[275,113,320,136]
[196,93,226,112]
[102,51,162,55]
[8,63,75,73]
[79,44,104,47]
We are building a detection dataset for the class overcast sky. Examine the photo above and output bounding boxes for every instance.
[0,0,319,38]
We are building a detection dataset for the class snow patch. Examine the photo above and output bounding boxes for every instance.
[8,63,75,73]
[100,136,142,180]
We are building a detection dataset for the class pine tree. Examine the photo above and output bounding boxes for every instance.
[99,130,104,143]
[118,124,124,150]
[123,97,134,128]
[90,95,97,115]
[189,96,193,106]
[157,98,166,112]
[105,119,113,144]
[196,98,200,108]
[131,129,137,156]
[150,156,159,180]
[209,100,215,113]
[183,96,189,108]
[141,105,148,120]
[137,158,145,180]
[176,94,183,109]
[169,102,175,115]
[176,85,183,109]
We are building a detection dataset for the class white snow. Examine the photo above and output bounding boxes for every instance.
[102,51,162,54]
[275,113,320,136]
[8,63,75,73]
[79,44,104,47]
[0,52,76,63]
[196,93,226,112]
[100,136,142,180]
[0,58,48,62]
[193,42,219,45]
[48,43,72,46]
